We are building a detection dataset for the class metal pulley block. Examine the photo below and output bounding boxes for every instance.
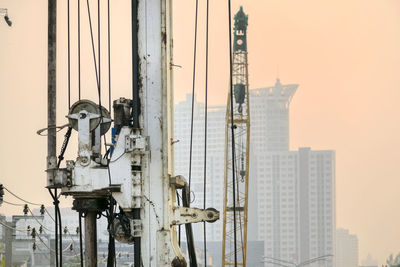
[68,99,112,135]
[234,83,246,113]
[170,206,220,226]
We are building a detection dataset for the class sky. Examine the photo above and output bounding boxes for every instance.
[1,0,400,264]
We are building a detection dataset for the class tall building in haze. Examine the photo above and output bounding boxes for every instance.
[336,228,358,267]
[174,94,225,243]
[249,79,335,267]
[250,79,297,153]
[174,79,336,267]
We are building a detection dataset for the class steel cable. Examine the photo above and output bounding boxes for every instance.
[68,0,71,109]
[188,0,199,197]
[227,0,238,265]
[47,188,59,267]
[203,0,210,265]
[79,211,84,267]
[108,0,111,112]
[78,0,81,100]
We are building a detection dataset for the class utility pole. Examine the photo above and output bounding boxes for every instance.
[85,212,97,266]
[47,0,57,176]
[50,239,55,267]
[4,221,13,267]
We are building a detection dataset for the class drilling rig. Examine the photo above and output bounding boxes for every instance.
[222,6,250,267]
[45,1,219,266]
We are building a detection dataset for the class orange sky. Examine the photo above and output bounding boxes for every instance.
[1,0,400,264]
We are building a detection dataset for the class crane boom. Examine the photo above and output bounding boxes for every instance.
[222,6,251,267]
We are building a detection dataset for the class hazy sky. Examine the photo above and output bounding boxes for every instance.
[1,0,400,264]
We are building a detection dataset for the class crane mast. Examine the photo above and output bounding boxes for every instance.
[222,6,250,267]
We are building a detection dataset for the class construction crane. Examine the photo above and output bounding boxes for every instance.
[222,6,250,267]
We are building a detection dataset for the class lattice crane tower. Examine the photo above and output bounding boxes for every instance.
[222,6,251,267]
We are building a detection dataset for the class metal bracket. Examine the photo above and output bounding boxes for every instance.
[54,169,72,187]
[125,135,147,152]
[169,175,186,189]
[130,219,142,237]
[170,206,219,226]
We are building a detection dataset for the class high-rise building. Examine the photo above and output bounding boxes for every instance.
[174,79,336,267]
[336,228,358,267]
[250,78,297,153]
[174,94,225,242]
[250,79,335,267]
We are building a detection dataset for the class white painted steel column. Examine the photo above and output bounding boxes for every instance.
[138,0,180,266]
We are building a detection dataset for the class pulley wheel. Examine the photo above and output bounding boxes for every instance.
[206,207,219,223]
[68,99,111,135]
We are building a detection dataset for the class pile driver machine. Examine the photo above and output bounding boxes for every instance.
[45,1,219,266]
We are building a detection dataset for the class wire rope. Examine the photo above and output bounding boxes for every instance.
[78,0,81,100]
[79,211,84,267]
[176,191,181,246]
[57,203,63,266]
[131,0,139,130]
[67,0,71,109]
[227,0,238,265]
[233,140,245,257]
[108,0,111,112]
[203,0,210,265]
[47,188,59,267]
[188,0,199,197]
[98,0,102,111]
[235,153,245,257]
[87,0,108,157]
[86,0,100,91]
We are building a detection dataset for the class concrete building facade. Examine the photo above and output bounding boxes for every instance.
[250,80,335,267]
[336,228,358,267]
[174,94,226,242]
[174,79,336,267]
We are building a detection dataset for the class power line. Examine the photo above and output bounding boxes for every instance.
[44,207,55,222]
[27,206,54,233]
[34,242,52,261]
[2,200,25,206]
[3,186,42,206]
[36,232,55,252]
[0,220,27,233]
